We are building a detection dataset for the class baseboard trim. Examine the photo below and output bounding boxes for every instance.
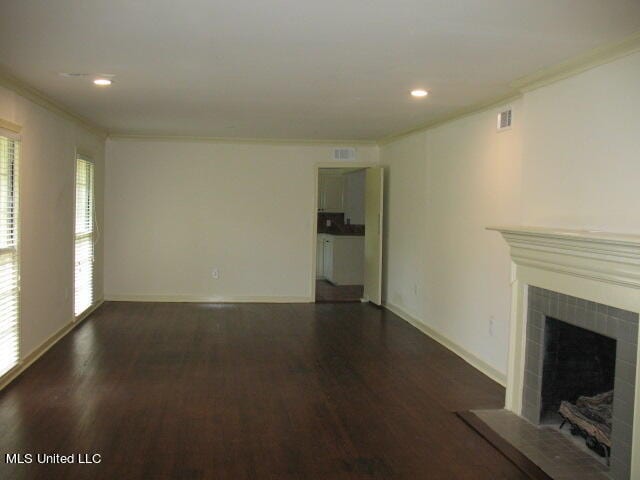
[104,294,312,303]
[0,299,105,392]
[384,302,506,387]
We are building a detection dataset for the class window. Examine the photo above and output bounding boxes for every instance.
[74,156,95,317]
[0,132,19,378]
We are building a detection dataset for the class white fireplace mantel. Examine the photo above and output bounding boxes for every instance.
[489,225,640,478]
[490,225,640,289]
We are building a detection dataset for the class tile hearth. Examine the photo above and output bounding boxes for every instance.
[473,409,609,480]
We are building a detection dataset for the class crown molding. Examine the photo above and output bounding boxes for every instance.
[377,92,521,146]
[0,67,107,139]
[2,30,638,148]
[110,27,640,149]
[511,30,640,93]
[0,118,22,134]
[377,30,640,146]
[106,133,377,147]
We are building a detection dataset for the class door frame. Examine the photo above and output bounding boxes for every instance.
[310,162,379,302]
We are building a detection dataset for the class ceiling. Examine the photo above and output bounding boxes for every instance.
[1,1,639,141]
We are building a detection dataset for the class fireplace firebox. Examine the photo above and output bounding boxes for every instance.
[523,286,637,479]
[540,317,616,424]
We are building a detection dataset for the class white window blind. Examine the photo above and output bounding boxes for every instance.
[0,133,19,378]
[74,157,95,317]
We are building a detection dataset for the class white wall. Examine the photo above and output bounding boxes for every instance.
[104,140,378,301]
[381,101,523,377]
[0,86,105,360]
[381,131,428,321]
[381,51,640,379]
[344,169,365,224]
[424,101,523,374]
[521,52,640,232]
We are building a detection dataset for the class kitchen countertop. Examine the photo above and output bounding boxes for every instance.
[318,226,364,236]
[318,233,364,239]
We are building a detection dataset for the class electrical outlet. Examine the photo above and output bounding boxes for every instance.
[211,268,219,279]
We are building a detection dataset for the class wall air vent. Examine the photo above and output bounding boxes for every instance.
[333,148,356,161]
[497,108,513,131]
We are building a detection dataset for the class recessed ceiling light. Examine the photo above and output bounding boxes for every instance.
[93,78,112,86]
[411,89,428,98]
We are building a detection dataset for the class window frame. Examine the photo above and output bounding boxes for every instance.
[73,153,95,319]
[0,129,21,379]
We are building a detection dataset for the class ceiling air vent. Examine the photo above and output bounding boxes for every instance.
[59,72,90,78]
[497,108,512,131]
[333,148,356,161]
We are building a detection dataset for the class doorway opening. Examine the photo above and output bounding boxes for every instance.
[312,165,383,304]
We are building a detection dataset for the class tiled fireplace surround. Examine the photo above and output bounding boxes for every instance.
[523,286,638,479]
[490,226,640,480]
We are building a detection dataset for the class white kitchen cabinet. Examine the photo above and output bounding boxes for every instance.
[319,234,364,285]
[322,236,333,280]
[318,174,344,212]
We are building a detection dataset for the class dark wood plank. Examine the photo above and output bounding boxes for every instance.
[315,280,363,303]
[0,302,527,479]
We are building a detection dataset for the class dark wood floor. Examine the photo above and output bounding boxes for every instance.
[315,280,364,303]
[0,302,525,479]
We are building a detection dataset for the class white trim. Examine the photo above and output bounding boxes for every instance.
[379,31,640,146]
[0,134,21,381]
[76,151,93,162]
[510,30,640,93]
[384,301,507,387]
[377,93,522,146]
[2,31,638,147]
[0,68,106,138]
[107,133,377,147]
[0,125,21,139]
[0,300,104,392]
[488,225,640,296]
[73,155,96,317]
[104,294,312,303]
